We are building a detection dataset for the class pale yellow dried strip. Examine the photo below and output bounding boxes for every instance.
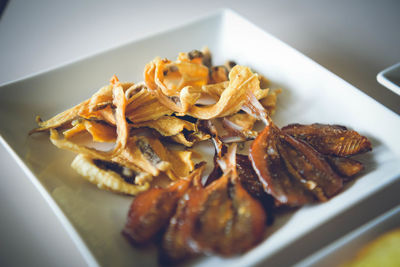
[29,99,90,134]
[71,154,149,195]
[50,129,151,180]
[170,131,210,147]
[187,66,260,119]
[132,116,196,136]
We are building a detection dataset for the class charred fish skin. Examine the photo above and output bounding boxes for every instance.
[250,125,315,207]
[281,123,372,157]
[205,147,275,223]
[277,133,343,201]
[189,144,267,257]
[191,175,267,256]
[122,179,191,245]
[160,185,206,265]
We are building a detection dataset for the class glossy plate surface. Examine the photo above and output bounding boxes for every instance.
[377,62,400,95]
[1,9,400,267]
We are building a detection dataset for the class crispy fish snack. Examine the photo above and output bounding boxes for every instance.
[63,119,117,143]
[31,49,281,197]
[71,154,150,195]
[125,83,173,123]
[131,116,210,146]
[223,113,259,139]
[187,66,261,119]
[170,131,210,147]
[51,129,194,182]
[145,64,268,119]
[29,81,133,134]
[50,129,151,182]
[146,57,209,97]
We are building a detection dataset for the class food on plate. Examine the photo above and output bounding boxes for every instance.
[160,145,267,264]
[131,115,210,147]
[29,47,372,263]
[123,163,206,244]
[71,154,149,195]
[30,48,278,196]
[203,120,275,218]
[281,123,372,157]
[250,123,343,206]
[242,92,371,207]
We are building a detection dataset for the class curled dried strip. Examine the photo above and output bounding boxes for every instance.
[50,129,151,183]
[118,135,191,180]
[144,59,204,113]
[71,154,149,195]
[63,119,117,143]
[29,81,133,134]
[169,130,210,147]
[222,113,259,140]
[281,123,372,157]
[200,81,228,101]
[123,164,205,244]
[131,116,210,147]
[187,66,260,119]
[29,99,89,134]
[50,129,194,183]
[125,79,174,122]
[111,76,129,149]
[152,58,209,97]
[145,58,276,121]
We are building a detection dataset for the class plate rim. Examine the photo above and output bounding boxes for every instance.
[377,62,400,95]
[295,204,400,267]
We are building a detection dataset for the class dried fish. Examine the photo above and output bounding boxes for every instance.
[123,164,205,244]
[281,123,372,157]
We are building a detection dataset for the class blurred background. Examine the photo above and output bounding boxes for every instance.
[0,1,399,266]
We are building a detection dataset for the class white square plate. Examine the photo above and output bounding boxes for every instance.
[1,9,400,267]
[377,62,400,95]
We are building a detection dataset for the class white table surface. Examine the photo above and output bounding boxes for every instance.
[0,1,399,266]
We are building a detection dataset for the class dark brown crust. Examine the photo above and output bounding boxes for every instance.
[190,175,267,256]
[250,124,344,206]
[250,125,315,206]
[122,179,190,244]
[281,123,372,157]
